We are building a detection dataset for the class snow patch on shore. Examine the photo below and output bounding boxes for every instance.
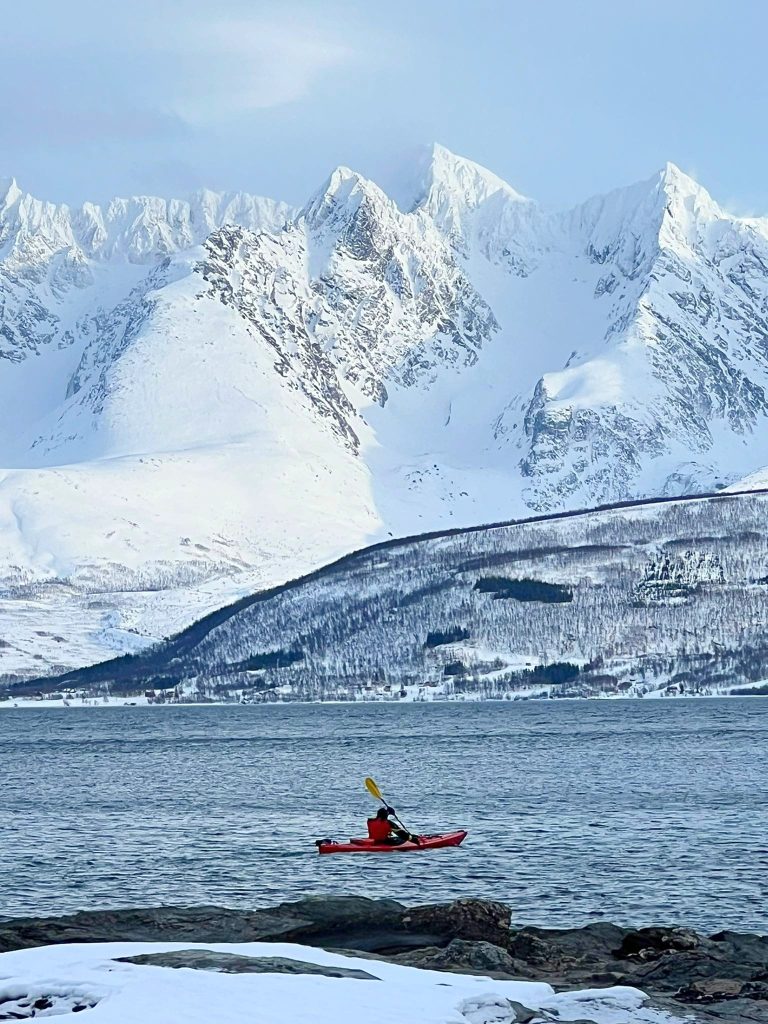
[0,941,690,1023]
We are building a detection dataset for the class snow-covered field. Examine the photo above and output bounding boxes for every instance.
[0,941,689,1023]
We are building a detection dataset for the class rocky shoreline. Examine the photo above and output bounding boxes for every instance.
[1,897,766,1022]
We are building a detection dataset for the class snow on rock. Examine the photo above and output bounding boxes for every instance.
[0,941,688,1023]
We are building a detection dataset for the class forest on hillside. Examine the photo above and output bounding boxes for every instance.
[16,491,768,702]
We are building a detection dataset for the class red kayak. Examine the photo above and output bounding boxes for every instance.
[316,830,467,854]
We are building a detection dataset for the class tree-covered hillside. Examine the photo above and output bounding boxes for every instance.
[15,489,768,702]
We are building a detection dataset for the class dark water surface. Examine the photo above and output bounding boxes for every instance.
[1,699,766,931]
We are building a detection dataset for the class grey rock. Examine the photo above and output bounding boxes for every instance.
[391,939,520,976]
[675,977,744,1003]
[0,895,469,955]
[0,904,300,952]
[116,948,379,980]
[401,898,512,947]
[510,921,626,961]
[506,1000,542,1023]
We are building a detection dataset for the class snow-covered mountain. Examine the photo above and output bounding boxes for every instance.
[2,146,768,678]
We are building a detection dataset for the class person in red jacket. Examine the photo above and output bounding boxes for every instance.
[367,806,420,845]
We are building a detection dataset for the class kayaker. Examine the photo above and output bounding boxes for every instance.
[367,806,420,845]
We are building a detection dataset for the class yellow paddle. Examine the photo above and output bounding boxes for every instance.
[364,776,384,802]
[364,777,412,836]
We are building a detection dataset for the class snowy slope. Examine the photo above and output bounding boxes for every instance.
[2,149,768,679]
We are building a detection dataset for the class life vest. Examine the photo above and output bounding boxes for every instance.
[367,816,392,841]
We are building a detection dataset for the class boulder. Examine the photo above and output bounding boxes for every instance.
[252,896,413,950]
[391,939,521,975]
[709,930,768,969]
[675,977,745,1003]
[508,922,627,967]
[616,926,701,959]
[402,899,512,948]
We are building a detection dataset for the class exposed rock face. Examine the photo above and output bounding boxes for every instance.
[0,178,291,368]
[502,922,768,1022]
[197,173,498,453]
[0,897,766,1021]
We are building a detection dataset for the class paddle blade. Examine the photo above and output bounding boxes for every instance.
[364,776,383,802]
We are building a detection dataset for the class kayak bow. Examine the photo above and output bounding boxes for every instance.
[316,829,467,854]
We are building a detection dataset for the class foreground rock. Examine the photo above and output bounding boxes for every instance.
[1,897,766,1022]
[0,897,493,954]
[117,948,378,980]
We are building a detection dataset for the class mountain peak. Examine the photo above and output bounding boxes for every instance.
[0,181,288,263]
[428,143,529,205]
[655,162,723,245]
[662,161,693,185]
[392,143,529,216]
[659,162,715,204]
[300,165,391,229]
[0,177,22,208]
[396,144,533,245]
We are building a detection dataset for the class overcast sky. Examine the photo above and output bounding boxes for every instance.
[3,0,767,212]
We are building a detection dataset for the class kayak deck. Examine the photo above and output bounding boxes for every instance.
[316,829,467,854]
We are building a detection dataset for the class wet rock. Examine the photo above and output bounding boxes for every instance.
[116,948,379,980]
[0,897,410,954]
[401,899,512,948]
[697,999,768,1023]
[675,977,744,1003]
[0,896,517,958]
[709,930,768,970]
[256,896,413,950]
[508,922,627,966]
[391,939,521,975]
[617,926,701,959]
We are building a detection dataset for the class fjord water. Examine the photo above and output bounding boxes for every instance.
[2,700,766,932]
